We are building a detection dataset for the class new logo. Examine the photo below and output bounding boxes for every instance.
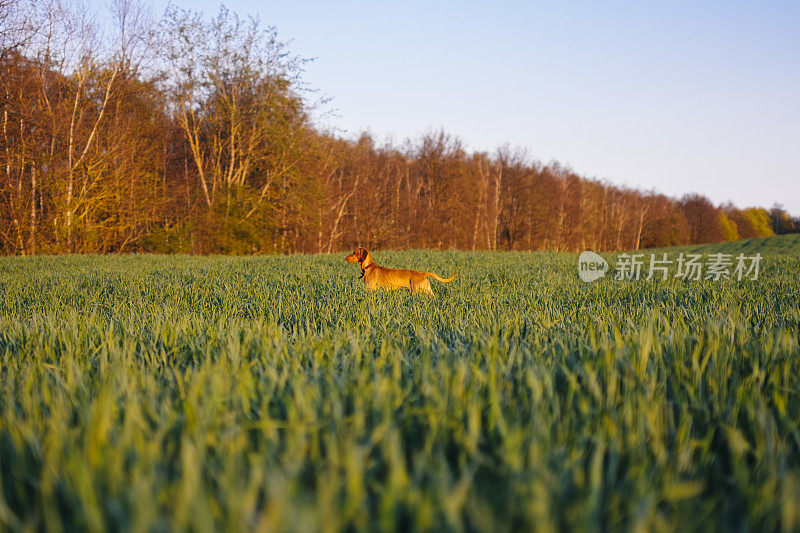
[578,251,608,282]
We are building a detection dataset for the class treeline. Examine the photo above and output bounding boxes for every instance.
[1,1,797,255]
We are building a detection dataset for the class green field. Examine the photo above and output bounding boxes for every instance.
[1,235,799,531]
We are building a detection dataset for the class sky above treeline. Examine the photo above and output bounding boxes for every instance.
[153,1,800,215]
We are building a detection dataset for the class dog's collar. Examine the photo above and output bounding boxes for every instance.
[359,263,377,279]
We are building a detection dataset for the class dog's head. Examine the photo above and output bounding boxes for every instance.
[345,247,368,264]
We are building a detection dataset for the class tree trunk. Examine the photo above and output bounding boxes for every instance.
[635,204,647,250]
[29,161,36,254]
[490,164,502,251]
[15,163,24,254]
[472,167,487,250]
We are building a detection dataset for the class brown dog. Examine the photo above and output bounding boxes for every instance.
[345,247,457,294]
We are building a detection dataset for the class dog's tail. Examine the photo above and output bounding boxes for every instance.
[426,271,458,283]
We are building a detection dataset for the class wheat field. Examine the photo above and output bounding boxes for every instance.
[1,235,799,531]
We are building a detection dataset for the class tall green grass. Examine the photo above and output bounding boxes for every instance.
[1,236,799,531]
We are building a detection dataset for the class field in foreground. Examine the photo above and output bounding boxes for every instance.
[1,236,799,531]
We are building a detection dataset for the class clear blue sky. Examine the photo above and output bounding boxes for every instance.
[158,1,800,215]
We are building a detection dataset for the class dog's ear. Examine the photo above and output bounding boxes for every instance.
[357,247,367,261]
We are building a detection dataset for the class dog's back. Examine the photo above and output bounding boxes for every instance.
[346,247,456,294]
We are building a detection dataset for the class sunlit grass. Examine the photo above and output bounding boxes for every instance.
[1,236,799,531]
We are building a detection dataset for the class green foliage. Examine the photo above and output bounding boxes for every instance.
[142,223,193,254]
[745,208,776,237]
[718,212,740,241]
[1,236,799,530]
[667,232,799,256]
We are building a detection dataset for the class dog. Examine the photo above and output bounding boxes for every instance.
[345,247,457,294]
